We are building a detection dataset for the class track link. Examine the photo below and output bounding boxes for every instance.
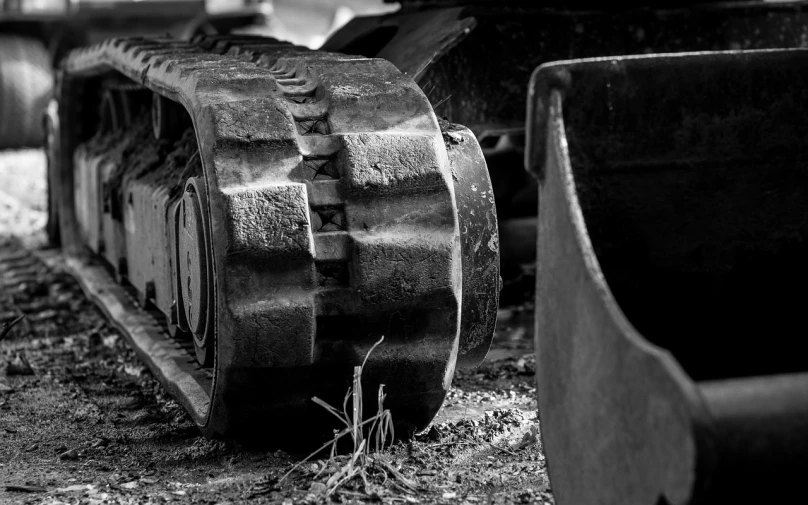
[49,35,498,441]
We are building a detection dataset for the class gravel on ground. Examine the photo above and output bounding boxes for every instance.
[0,149,551,505]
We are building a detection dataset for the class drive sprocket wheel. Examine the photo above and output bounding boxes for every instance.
[50,35,499,442]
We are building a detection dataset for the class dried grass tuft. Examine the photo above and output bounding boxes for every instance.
[280,336,415,496]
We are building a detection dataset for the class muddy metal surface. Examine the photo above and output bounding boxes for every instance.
[0,150,550,505]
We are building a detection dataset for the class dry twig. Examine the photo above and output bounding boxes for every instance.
[0,314,24,342]
[487,442,518,456]
[279,336,396,496]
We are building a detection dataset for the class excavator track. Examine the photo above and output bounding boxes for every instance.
[46,35,499,442]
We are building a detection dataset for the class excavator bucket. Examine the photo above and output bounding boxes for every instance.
[527,50,808,505]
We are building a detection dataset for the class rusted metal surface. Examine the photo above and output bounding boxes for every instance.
[49,35,499,442]
[441,121,499,368]
[527,50,808,504]
[178,177,214,366]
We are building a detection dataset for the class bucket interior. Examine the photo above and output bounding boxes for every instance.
[562,53,808,381]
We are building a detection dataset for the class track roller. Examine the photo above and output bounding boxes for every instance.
[177,177,214,366]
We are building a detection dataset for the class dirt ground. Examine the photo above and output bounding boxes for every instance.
[0,149,551,505]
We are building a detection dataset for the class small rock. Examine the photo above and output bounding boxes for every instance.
[91,437,110,448]
[56,484,90,493]
[442,492,457,500]
[121,481,138,490]
[140,477,158,485]
[54,444,67,453]
[25,443,37,452]
[101,335,119,348]
[309,482,327,494]
[123,364,145,377]
[59,449,79,461]
[29,309,57,322]
[6,354,34,376]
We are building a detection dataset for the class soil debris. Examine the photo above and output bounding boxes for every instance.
[5,352,34,375]
[0,151,551,504]
[59,449,79,461]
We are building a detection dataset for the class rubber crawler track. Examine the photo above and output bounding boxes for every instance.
[49,35,497,442]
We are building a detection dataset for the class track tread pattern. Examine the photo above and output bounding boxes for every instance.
[56,35,462,440]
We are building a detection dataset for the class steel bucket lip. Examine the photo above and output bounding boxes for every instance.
[529,48,808,505]
[526,47,808,181]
